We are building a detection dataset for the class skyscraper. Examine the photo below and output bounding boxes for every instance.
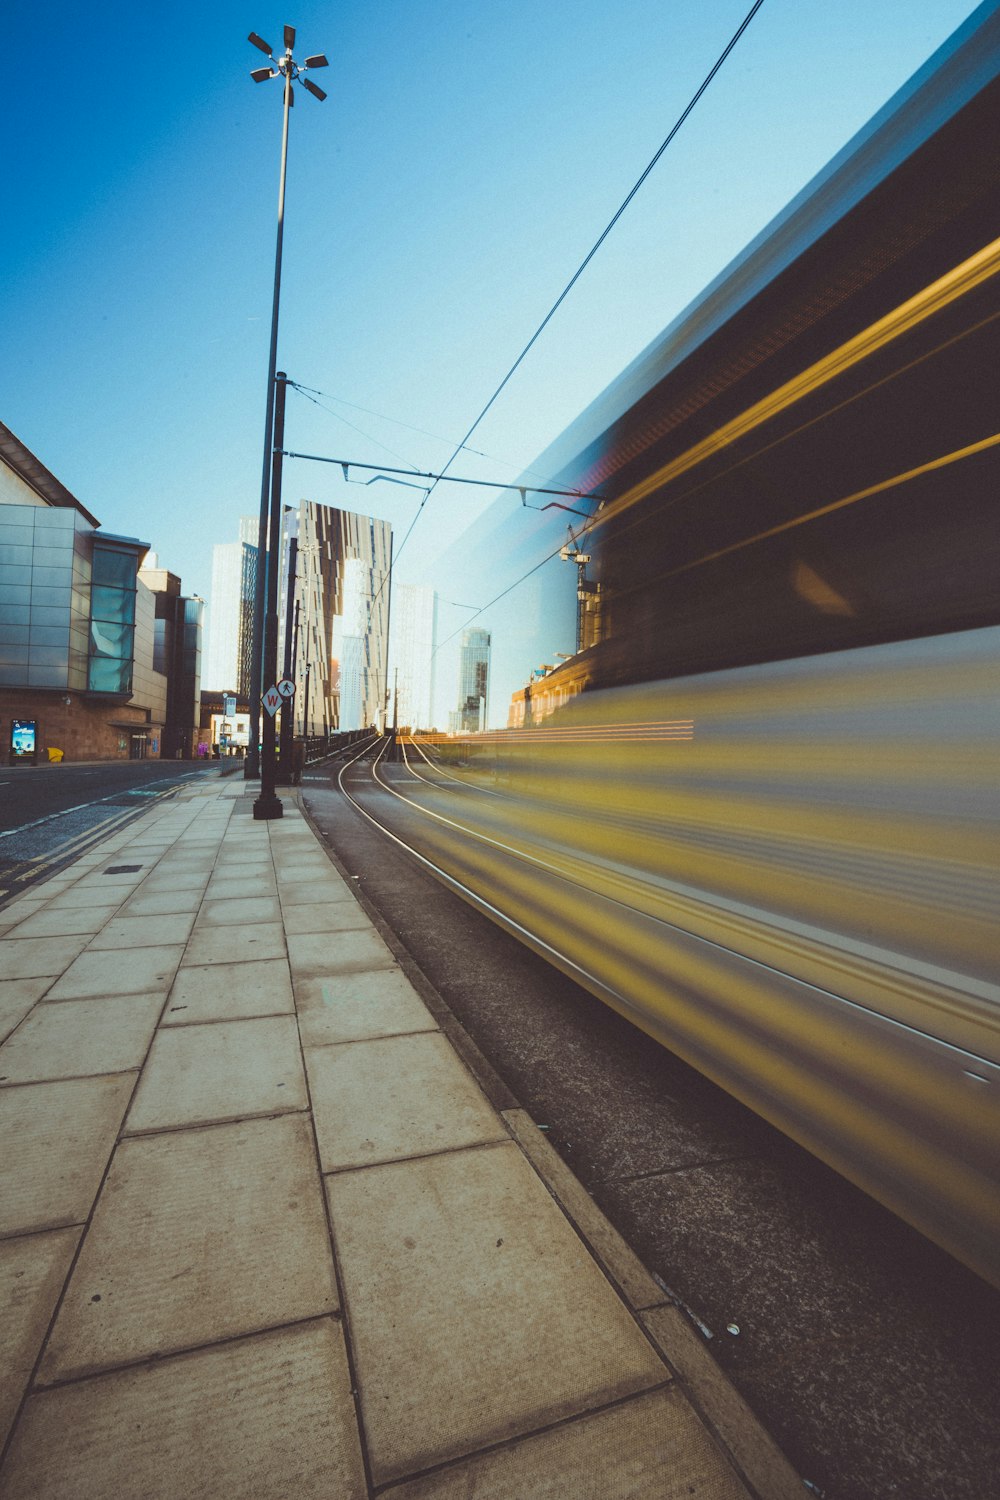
[452,627,490,732]
[388,583,437,731]
[204,517,258,695]
[279,500,392,735]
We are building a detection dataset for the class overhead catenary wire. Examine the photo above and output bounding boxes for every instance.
[390,0,767,568]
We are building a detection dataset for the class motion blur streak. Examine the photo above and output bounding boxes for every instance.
[587,233,1000,539]
[662,429,1000,578]
[380,628,999,1287]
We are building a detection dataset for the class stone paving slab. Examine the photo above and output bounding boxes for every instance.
[295,967,437,1045]
[161,957,294,1024]
[87,912,196,949]
[196,895,283,926]
[326,1140,666,1484]
[125,1015,307,1132]
[39,1114,338,1383]
[278,876,356,907]
[138,870,210,894]
[287,927,396,976]
[0,934,90,981]
[3,1319,366,1500]
[308,1031,506,1171]
[44,944,185,1001]
[0,994,162,1085]
[0,978,52,1044]
[44,883,132,908]
[181,922,286,967]
[119,887,205,916]
[204,874,277,902]
[0,1074,135,1238]
[282,899,373,935]
[383,1385,751,1499]
[1,903,122,938]
[0,1227,81,1453]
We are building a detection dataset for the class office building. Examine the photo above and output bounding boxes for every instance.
[388,583,437,731]
[204,517,258,696]
[450,627,490,733]
[279,500,392,735]
[0,420,201,762]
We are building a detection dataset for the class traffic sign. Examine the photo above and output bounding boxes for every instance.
[261,685,282,716]
[277,678,296,698]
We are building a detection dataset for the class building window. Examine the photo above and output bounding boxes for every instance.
[88,543,139,695]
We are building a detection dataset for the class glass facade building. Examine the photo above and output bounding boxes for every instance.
[452,628,491,733]
[204,517,258,696]
[388,583,437,731]
[1,420,201,761]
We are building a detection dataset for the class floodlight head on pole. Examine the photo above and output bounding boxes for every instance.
[247,25,329,102]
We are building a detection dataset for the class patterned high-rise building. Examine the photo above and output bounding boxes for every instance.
[278,500,392,735]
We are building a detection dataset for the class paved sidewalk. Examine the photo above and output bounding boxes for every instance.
[0,777,803,1498]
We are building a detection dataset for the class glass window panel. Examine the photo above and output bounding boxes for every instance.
[92,546,138,587]
[32,546,74,571]
[31,526,73,549]
[0,525,34,547]
[0,602,30,624]
[88,655,132,694]
[152,620,169,675]
[30,605,73,628]
[68,661,87,690]
[0,640,29,663]
[28,646,69,668]
[0,665,26,685]
[0,562,32,587]
[29,625,70,648]
[28,663,69,689]
[90,585,136,624]
[90,619,132,657]
[30,565,71,591]
[32,508,76,532]
[30,585,71,608]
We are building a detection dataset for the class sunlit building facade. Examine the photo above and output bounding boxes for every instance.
[204,516,258,697]
[0,420,200,761]
[388,583,437,731]
[279,500,392,735]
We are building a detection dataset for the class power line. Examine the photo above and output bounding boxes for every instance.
[279,449,602,510]
[287,378,558,490]
[392,0,768,567]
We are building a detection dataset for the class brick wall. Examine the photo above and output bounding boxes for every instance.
[0,690,155,764]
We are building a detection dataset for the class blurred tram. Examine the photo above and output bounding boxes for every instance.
[409,4,1000,1286]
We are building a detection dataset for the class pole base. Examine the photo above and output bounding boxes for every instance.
[252,794,284,820]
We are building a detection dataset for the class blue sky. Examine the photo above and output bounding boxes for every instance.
[1,0,985,606]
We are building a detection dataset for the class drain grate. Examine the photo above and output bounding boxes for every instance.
[104,864,143,875]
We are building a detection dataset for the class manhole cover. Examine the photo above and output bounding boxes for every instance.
[104,865,143,875]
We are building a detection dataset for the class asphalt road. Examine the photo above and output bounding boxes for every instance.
[0,759,215,906]
[301,750,1000,1500]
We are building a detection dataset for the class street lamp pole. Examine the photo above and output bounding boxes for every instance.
[244,25,328,792]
